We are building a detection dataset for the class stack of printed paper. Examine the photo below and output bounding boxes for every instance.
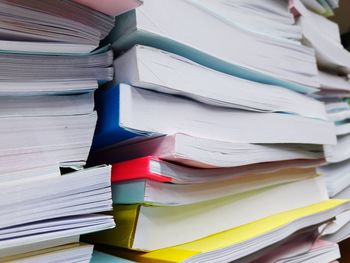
[83,0,349,262]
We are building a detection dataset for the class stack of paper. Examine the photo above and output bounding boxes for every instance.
[318,102,350,200]
[293,0,350,72]
[0,58,113,175]
[87,200,350,262]
[290,1,350,200]
[109,0,321,93]
[84,0,350,262]
[86,176,330,250]
[92,83,335,149]
[0,243,94,263]
[243,232,340,263]
[0,166,114,258]
[292,0,350,250]
[0,0,143,261]
[0,0,115,54]
[313,92,350,203]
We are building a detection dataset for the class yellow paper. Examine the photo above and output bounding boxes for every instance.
[120,199,349,263]
[82,205,139,247]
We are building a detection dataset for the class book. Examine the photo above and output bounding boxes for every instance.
[114,45,326,118]
[86,176,328,250]
[92,134,325,168]
[111,167,319,206]
[110,0,320,93]
[74,0,143,16]
[93,84,336,149]
[90,200,350,263]
[110,156,324,184]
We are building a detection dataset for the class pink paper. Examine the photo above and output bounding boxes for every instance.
[74,0,142,16]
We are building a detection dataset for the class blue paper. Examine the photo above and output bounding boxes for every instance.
[92,83,137,149]
[91,251,135,263]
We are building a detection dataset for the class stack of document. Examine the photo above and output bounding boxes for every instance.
[84,0,350,262]
[0,48,113,176]
[92,82,334,149]
[317,101,350,243]
[291,2,350,200]
[87,175,329,250]
[0,50,113,95]
[318,101,350,201]
[109,0,321,93]
[0,0,141,261]
[292,0,350,250]
[0,54,113,175]
[293,0,350,72]
[0,0,115,54]
[0,166,114,259]
[0,243,94,263]
[86,200,350,262]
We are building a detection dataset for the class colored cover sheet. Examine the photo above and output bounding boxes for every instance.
[91,251,134,263]
[111,156,171,183]
[93,83,136,149]
[74,0,142,16]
